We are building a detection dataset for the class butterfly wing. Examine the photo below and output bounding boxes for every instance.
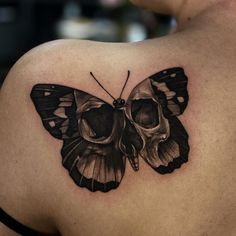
[126,67,189,174]
[149,67,189,173]
[150,67,189,117]
[31,84,126,192]
[62,138,125,192]
[155,116,189,174]
[31,84,79,139]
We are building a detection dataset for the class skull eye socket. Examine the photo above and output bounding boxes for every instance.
[80,104,113,139]
[131,99,159,129]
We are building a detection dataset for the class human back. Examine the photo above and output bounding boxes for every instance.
[0,1,236,235]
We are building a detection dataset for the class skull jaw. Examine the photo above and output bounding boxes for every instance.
[140,136,181,171]
[140,135,168,168]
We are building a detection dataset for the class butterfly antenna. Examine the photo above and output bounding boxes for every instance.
[90,72,116,100]
[119,70,130,99]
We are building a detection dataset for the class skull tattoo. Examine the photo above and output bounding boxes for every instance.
[31,67,189,192]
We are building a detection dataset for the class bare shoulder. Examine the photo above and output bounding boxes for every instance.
[1,32,236,235]
[0,40,79,234]
[0,38,158,234]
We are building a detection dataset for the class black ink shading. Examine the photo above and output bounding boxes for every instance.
[31,67,189,192]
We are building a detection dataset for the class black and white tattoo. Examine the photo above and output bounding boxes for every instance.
[31,67,189,192]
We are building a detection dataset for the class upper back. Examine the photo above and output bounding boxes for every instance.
[0,5,236,235]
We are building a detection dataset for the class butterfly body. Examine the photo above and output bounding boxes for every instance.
[113,98,126,109]
[31,67,189,192]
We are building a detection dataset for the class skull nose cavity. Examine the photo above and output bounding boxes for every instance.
[160,134,168,141]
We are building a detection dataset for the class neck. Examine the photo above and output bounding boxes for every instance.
[175,0,236,31]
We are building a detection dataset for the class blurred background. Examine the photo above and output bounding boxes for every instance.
[0,0,176,85]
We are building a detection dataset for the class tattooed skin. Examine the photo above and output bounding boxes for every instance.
[31,67,189,192]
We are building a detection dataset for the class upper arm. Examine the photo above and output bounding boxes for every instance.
[0,41,67,235]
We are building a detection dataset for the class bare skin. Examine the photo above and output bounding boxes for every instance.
[0,0,236,235]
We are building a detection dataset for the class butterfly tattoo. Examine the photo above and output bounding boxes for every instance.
[31,67,189,192]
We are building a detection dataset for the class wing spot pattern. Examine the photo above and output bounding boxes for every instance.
[54,107,67,118]
[177,97,184,103]
[49,121,56,127]
[152,82,176,100]
[44,92,51,96]
[152,82,169,92]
